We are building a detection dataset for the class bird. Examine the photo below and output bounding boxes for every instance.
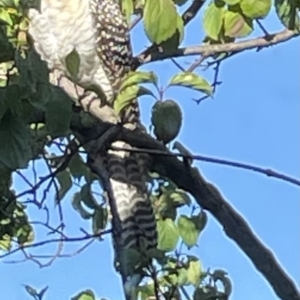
[27,0,158,299]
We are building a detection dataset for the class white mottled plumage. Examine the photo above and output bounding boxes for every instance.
[28,0,113,102]
[28,2,158,299]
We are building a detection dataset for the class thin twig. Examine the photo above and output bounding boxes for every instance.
[0,230,111,260]
[110,146,300,187]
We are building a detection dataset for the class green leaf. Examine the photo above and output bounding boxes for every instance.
[157,193,177,220]
[119,71,158,91]
[164,267,188,286]
[3,85,23,117]
[80,183,98,209]
[147,248,167,262]
[121,0,134,24]
[177,268,188,286]
[137,283,155,300]
[72,192,93,220]
[213,270,232,295]
[0,90,8,120]
[203,1,225,40]
[0,26,13,63]
[0,8,13,26]
[24,285,38,299]
[160,13,185,51]
[16,223,34,245]
[68,153,89,181]
[223,10,253,38]
[169,72,213,96]
[191,211,208,232]
[38,286,49,300]
[114,85,154,114]
[120,247,143,276]
[173,0,189,6]
[240,0,271,19]
[55,170,72,202]
[186,256,202,286]
[169,189,191,207]
[0,114,32,169]
[143,0,178,44]
[224,0,241,4]
[275,0,300,30]
[45,86,72,137]
[157,218,179,252]
[71,290,96,300]
[65,48,80,79]
[92,207,107,234]
[0,234,11,251]
[193,286,218,300]
[177,215,200,248]
[27,48,49,84]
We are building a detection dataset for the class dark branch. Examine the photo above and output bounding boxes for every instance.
[113,127,300,300]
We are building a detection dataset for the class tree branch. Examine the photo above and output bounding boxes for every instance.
[68,112,300,300]
[113,127,300,300]
[110,146,300,187]
[46,49,300,300]
[136,29,299,67]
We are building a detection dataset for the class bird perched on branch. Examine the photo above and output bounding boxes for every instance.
[28,0,158,299]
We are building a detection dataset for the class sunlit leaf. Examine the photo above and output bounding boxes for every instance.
[143,0,178,44]
[114,85,154,114]
[186,255,202,286]
[157,218,179,252]
[137,283,155,300]
[119,71,158,91]
[275,0,300,30]
[203,1,225,40]
[0,8,13,26]
[224,0,241,4]
[0,234,11,251]
[121,0,134,24]
[169,72,213,96]
[177,215,200,248]
[240,0,271,19]
[169,189,191,207]
[71,289,96,300]
[223,10,253,38]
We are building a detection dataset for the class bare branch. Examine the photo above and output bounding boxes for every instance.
[136,29,299,67]
[0,230,110,260]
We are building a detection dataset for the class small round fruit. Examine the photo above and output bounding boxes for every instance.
[151,99,183,144]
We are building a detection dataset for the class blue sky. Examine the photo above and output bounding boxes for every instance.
[0,3,299,300]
